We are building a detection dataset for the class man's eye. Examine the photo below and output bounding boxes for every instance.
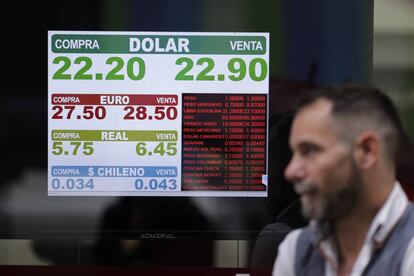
[300,146,318,157]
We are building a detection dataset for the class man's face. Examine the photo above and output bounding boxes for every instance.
[285,99,362,221]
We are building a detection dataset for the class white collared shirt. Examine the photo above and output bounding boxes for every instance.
[273,182,414,276]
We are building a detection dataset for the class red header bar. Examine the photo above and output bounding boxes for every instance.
[51,94,178,106]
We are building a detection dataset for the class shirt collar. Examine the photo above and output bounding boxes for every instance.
[366,181,408,248]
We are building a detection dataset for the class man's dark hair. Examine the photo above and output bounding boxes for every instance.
[297,84,403,162]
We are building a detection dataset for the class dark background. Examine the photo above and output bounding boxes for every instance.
[1,0,413,269]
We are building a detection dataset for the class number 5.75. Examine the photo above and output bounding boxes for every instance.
[52,141,94,156]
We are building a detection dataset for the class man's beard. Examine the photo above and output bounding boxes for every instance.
[293,160,363,221]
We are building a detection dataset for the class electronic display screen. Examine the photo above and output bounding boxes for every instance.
[48,31,269,197]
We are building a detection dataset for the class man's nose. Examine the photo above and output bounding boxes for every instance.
[284,156,306,183]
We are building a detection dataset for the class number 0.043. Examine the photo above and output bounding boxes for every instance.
[134,178,177,191]
[52,56,145,81]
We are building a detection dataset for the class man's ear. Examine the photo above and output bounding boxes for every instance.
[353,131,380,169]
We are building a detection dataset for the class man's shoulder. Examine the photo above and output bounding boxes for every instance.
[278,228,305,255]
[286,228,305,240]
[403,202,414,228]
[273,228,305,276]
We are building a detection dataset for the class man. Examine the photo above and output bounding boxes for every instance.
[273,85,414,276]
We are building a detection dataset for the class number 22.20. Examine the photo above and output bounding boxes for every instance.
[52,56,146,81]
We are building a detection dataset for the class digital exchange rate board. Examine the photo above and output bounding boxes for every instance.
[48,31,269,196]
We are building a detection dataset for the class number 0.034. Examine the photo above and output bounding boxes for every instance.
[51,178,95,190]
